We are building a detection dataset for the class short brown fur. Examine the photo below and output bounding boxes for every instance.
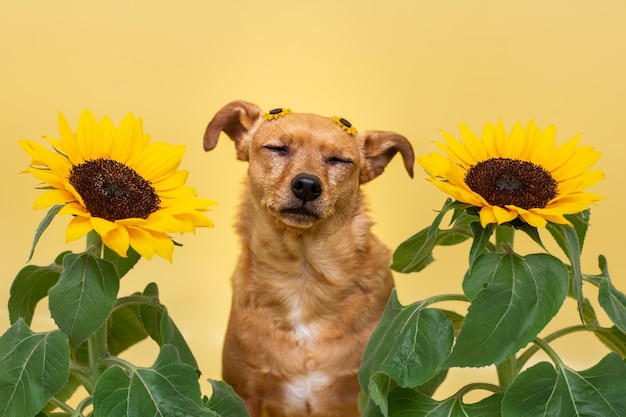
[203,100,414,417]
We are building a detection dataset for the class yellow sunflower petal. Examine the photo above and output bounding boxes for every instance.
[417,152,450,178]
[33,189,76,209]
[157,185,197,200]
[550,145,601,182]
[556,170,605,197]
[507,122,527,160]
[543,133,581,172]
[420,120,604,229]
[492,205,518,224]
[481,122,499,158]
[66,216,94,242]
[440,130,478,167]
[127,226,157,259]
[478,206,499,227]
[458,123,489,162]
[90,217,118,237]
[135,143,185,183]
[152,234,175,263]
[19,140,71,174]
[22,109,215,261]
[101,225,130,258]
[59,202,90,216]
[518,210,549,228]
[152,169,189,192]
[57,111,84,164]
[76,109,102,161]
[24,167,67,189]
[110,113,147,164]
[494,119,512,157]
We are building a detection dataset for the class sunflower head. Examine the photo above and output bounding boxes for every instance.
[418,120,605,228]
[20,110,216,262]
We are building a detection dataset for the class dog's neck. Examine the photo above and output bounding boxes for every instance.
[233,191,391,337]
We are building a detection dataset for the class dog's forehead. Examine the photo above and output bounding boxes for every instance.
[255,113,358,147]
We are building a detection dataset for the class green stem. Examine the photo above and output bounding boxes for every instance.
[86,230,103,257]
[69,363,95,394]
[495,224,515,253]
[494,225,517,387]
[454,382,504,398]
[420,293,470,308]
[48,396,75,415]
[86,232,107,380]
[73,395,94,417]
[532,337,562,366]
[516,324,597,372]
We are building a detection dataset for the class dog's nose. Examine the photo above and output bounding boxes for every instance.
[291,174,322,202]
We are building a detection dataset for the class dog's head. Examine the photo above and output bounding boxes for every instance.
[204,100,414,228]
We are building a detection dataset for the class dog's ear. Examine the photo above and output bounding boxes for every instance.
[203,100,263,161]
[358,131,415,184]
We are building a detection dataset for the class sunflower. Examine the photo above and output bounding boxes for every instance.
[20,109,216,261]
[418,120,605,228]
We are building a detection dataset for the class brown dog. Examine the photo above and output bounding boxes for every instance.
[203,101,414,417]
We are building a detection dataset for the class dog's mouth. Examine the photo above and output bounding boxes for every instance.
[278,206,321,225]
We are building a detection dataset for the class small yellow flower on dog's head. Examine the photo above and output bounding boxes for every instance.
[332,116,358,135]
[263,108,292,120]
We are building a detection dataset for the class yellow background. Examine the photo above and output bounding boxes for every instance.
[2,0,625,402]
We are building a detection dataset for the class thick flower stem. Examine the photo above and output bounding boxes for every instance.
[494,225,517,388]
[495,224,514,253]
[86,231,107,380]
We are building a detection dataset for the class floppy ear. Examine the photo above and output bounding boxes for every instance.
[203,100,263,161]
[358,131,415,184]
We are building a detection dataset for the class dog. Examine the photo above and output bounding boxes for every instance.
[203,100,414,417]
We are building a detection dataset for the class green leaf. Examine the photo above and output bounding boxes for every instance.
[359,290,454,415]
[599,279,626,334]
[27,204,63,262]
[158,308,200,372]
[468,221,494,270]
[502,353,626,416]
[415,369,449,397]
[114,283,200,373]
[93,344,215,417]
[546,211,590,320]
[360,391,385,417]
[103,245,141,279]
[204,379,250,417]
[106,302,149,356]
[446,253,569,367]
[391,199,470,273]
[0,319,70,417]
[48,252,120,345]
[8,264,61,325]
[592,326,626,357]
[388,387,503,417]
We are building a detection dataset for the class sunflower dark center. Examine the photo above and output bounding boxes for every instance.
[68,158,160,221]
[464,158,558,209]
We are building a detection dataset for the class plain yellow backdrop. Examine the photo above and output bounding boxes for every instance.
[2,0,625,402]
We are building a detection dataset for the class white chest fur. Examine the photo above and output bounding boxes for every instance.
[283,371,330,413]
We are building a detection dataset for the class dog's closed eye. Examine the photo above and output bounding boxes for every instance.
[263,144,289,156]
[327,156,354,165]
